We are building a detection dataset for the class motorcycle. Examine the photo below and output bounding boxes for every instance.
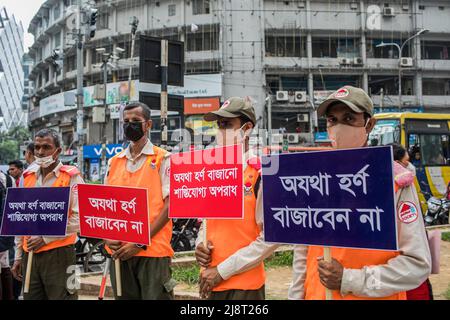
[424,194,450,226]
[75,236,108,273]
[171,219,202,252]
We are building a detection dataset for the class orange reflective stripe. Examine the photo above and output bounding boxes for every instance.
[207,165,265,291]
[304,182,406,300]
[22,170,77,253]
[105,145,174,258]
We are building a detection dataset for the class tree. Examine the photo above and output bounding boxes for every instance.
[0,126,31,164]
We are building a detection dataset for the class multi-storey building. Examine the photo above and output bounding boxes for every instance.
[27,0,450,152]
[0,7,25,131]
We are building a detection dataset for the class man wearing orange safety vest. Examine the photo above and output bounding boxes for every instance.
[104,101,175,300]
[11,129,83,300]
[288,86,432,300]
[195,97,278,300]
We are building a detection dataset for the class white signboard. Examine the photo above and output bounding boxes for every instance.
[139,73,223,98]
[313,90,335,104]
[39,91,76,118]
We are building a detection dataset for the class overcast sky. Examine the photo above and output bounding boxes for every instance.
[1,0,45,51]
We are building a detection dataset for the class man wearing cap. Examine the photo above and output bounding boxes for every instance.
[288,86,431,300]
[195,97,278,300]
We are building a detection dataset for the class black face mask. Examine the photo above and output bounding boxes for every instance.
[123,122,145,142]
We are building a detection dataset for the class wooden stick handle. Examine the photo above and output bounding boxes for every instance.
[324,247,332,300]
[24,251,33,294]
[115,259,122,297]
[203,219,207,247]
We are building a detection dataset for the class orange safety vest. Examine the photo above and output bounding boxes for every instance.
[105,145,174,258]
[207,163,265,292]
[304,181,406,300]
[22,165,79,254]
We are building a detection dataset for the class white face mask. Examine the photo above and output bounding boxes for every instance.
[216,123,250,146]
[327,120,369,150]
[35,150,58,168]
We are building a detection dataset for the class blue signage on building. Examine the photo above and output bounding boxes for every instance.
[83,144,124,159]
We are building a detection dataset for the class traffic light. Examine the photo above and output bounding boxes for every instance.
[89,8,98,39]
[51,49,63,70]
[129,16,139,35]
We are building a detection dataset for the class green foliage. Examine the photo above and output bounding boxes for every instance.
[442,232,450,242]
[172,264,200,286]
[265,250,294,269]
[0,126,31,164]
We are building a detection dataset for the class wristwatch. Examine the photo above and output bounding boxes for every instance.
[135,244,147,250]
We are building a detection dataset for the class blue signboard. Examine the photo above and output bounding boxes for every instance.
[0,187,70,236]
[83,144,124,159]
[262,146,398,251]
[314,132,329,142]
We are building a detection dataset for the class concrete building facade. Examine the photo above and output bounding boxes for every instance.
[0,7,25,131]
[27,0,450,151]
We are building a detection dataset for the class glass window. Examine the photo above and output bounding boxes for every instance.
[312,38,337,58]
[366,39,411,59]
[54,5,61,21]
[408,134,450,166]
[337,38,359,59]
[265,35,306,57]
[423,78,450,95]
[98,13,109,30]
[186,25,219,51]
[421,41,450,60]
[192,0,210,15]
[368,119,401,146]
[168,4,176,16]
[54,32,61,48]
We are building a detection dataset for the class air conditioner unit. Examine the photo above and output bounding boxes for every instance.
[294,91,307,103]
[287,134,300,144]
[400,57,413,67]
[353,57,363,65]
[276,91,289,101]
[271,134,283,144]
[297,113,309,122]
[383,7,395,17]
[339,58,352,65]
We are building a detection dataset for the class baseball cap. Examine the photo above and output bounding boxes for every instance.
[204,97,257,125]
[317,86,374,117]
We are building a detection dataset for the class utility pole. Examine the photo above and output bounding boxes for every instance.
[128,17,139,101]
[76,0,84,171]
[160,40,169,147]
[101,55,108,182]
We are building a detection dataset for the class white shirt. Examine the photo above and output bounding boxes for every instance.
[195,149,279,280]
[104,139,171,199]
[287,183,432,299]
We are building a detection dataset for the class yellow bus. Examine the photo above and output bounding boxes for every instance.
[369,112,450,212]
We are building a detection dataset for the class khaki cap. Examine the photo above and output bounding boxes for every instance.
[317,86,374,117]
[204,97,257,125]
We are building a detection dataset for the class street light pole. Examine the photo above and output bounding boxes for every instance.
[76,0,84,171]
[376,29,428,109]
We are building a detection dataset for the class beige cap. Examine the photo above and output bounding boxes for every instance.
[317,86,374,117]
[204,97,257,125]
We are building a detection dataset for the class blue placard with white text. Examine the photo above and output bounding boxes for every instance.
[262,146,398,251]
[0,187,70,236]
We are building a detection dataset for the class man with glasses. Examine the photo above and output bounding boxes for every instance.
[103,101,175,300]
